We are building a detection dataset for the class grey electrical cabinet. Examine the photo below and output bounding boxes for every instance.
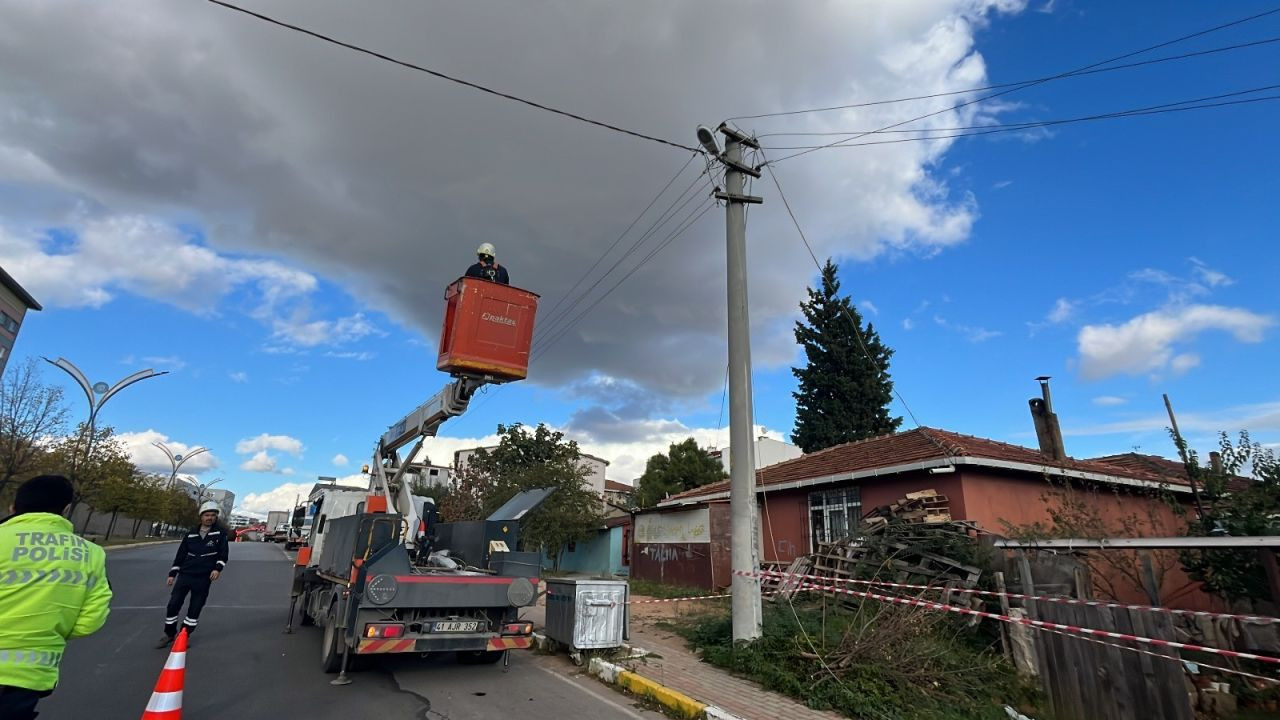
[544,578,629,650]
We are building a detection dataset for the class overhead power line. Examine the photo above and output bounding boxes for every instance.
[756,85,1280,149]
[531,196,717,361]
[762,5,1280,166]
[732,34,1280,122]
[534,166,714,344]
[537,154,698,330]
[206,0,699,153]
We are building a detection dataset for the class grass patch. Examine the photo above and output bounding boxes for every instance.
[628,578,717,600]
[670,600,1042,720]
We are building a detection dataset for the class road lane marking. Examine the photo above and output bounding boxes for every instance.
[536,662,657,719]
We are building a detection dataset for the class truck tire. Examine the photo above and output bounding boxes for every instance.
[456,650,504,665]
[320,613,344,673]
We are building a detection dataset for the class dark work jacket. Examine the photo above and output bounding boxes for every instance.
[465,261,509,285]
[168,525,229,578]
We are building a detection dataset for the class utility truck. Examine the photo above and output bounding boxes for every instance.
[285,277,543,680]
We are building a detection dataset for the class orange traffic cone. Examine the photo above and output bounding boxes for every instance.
[141,628,187,719]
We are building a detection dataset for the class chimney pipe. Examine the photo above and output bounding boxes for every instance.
[1209,451,1223,475]
[1029,376,1067,461]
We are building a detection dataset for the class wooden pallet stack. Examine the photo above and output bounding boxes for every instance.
[804,489,981,608]
[860,489,952,533]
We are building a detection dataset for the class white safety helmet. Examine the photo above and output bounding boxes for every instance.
[199,501,220,516]
[476,242,496,258]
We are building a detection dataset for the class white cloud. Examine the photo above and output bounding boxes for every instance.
[282,467,296,476]
[0,0,1024,401]
[142,355,186,370]
[324,350,375,361]
[273,313,380,348]
[993,180,1014,189]
[860,300,879,316]
[239,450,279,473]
[1065,399,1280,437]
[229,371,249,383]
[1189,257,1233,289]
[934,315,1001,343]
[1047,298,1075,324]
[240,476,367,513]
[1170,353,1201,375]
[332,453,349,467]
[902,318,915,330]
[1091,395,1128,407]
[0,217,372,349]
[236,433,304,456]
[115,430,220,475]
[1077,304,1273,379]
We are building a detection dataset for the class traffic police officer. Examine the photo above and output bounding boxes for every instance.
[157,501,228,647]
[0,475,112,719]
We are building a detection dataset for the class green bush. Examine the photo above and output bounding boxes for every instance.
[676,601,1040,720]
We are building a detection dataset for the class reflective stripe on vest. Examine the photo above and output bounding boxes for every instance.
[0,649,64,668]
[0,569,93,587]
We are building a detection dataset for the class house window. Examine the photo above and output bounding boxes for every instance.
[808,487,861,549]
[1,312,17,333]
[429,469,439,477]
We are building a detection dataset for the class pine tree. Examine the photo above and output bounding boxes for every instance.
[791,259,901,453]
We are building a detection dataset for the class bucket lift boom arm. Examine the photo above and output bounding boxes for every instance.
[369,375,488,539]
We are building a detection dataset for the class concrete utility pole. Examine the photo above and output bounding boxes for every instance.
[699,123,764,641]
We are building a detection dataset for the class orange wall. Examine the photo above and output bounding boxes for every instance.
[758,471,966,562]
[957,469,1221,610]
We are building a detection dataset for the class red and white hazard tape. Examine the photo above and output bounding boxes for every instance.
[745,569,1280,626]
[1034,622,1280,685]
[784,578,1280,666]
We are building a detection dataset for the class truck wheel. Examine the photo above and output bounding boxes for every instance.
[457,650,504,665]
[320,614,344,673]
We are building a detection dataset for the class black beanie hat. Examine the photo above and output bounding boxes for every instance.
[14,475,74,515]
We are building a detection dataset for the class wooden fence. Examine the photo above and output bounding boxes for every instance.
[1029,600,1193,720]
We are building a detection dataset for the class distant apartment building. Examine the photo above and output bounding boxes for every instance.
[604,479,634,508]
[0,266,42,375]
[710,436,803,475]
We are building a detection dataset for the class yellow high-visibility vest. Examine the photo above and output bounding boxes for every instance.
[0,512,111,691]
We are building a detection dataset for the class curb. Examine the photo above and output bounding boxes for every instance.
[532,633,742,720]
[583,654,745,720]
[101,539,179,552]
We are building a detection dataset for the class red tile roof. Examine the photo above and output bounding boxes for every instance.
[662,427,1194,504]
[1088,453,1252,492]
[604,479,633,493]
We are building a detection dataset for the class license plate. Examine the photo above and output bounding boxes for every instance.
[433,621,481,633]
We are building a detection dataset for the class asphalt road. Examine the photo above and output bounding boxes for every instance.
[38,541,660,720]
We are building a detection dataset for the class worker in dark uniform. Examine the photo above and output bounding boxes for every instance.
[156,501,228,648]
[465,242,509,285]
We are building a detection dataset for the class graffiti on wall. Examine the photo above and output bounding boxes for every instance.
[635,508,710,544]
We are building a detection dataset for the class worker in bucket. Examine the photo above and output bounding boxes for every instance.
[465,242,509,285]
[157,501,228,648]
[0,475,111,719]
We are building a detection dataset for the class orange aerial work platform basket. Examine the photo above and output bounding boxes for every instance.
[437,277,540,382]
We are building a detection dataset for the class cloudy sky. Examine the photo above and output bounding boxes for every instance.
[2,0,1276,513]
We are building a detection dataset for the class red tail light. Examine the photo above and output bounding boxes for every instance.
[502,622,534,636]
[364,623,406,638]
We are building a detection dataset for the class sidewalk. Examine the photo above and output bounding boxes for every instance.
[523,587,843,720]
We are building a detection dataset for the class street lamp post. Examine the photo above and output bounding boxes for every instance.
[153,442,211,490]
[194,478,224,503]
[43,356,167,480]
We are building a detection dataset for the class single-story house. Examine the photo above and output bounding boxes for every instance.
[633,426,1217,606]
[544,510,632,576]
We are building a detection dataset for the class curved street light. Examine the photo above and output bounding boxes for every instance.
[153,442,211,490]
[43,356,168,474]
